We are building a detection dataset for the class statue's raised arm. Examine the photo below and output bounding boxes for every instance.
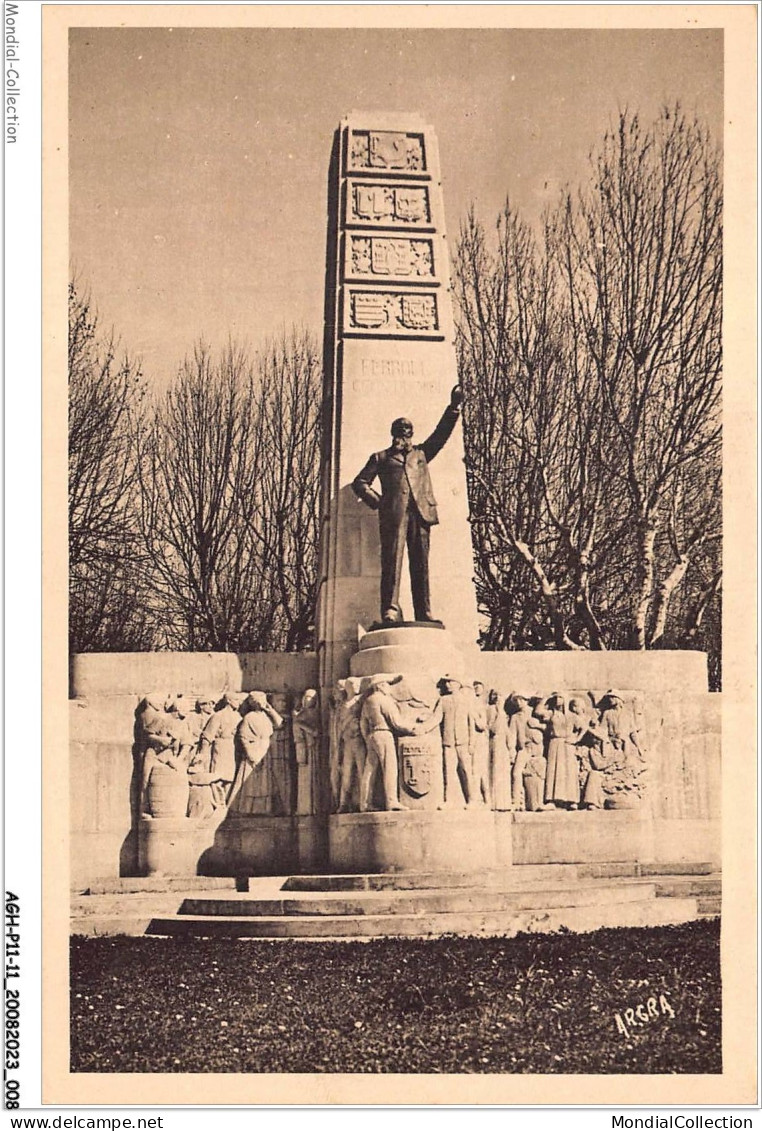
[419,385,463,464]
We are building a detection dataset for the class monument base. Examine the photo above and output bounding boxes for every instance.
[136,809,716,878]
[349,624,464,679]
[328,809,502,873]
[68,650,719,888]
[139,815,327,877]
[511,808,655,864]
[138,814,225,878]
[652,818,721,869]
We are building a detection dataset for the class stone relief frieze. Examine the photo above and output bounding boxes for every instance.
[327,680,649,815]
[135,684,647,821]
[136,690,321,820]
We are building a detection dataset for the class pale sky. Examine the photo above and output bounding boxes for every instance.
[69,27,722,384]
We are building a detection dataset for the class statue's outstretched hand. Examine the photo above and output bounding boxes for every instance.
[450,384,464,410]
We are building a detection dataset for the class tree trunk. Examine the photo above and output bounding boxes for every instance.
[632,517,657,650]
[512,537,583,650]
[685,571,722,642]
[575,550,606,649]
[649,553,690,647]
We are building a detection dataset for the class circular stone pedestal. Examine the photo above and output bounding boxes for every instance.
[349,624,464,679]
[329,810,499,873]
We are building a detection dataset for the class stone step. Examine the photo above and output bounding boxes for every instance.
[640,862,715,876]
[72,915,156,937]
[71,892,212,920]
[70,868,720,938]
[144,897,700,940]
[70,876,719,921]
[71,861,716,899]
[278,862,715,892]
[179,881,657,918]
[73,876,239,896]
[279,863,637,891]
[281,871,498,892]
[653,877,721,898]
[71,878,289,921]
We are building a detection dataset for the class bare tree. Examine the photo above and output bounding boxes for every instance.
[561,107,722,650]
[68,282,154,651]
[253,332,323,651]
[137,331,321,651]
[454,106,722,680]
[455,204,583,650]
[455,204,625,651]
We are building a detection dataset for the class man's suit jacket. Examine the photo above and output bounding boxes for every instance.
[352,404,460,527]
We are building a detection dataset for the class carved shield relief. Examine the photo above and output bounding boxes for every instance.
[401,744,432,798]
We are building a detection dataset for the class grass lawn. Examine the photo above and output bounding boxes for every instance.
[70,919,720,1074]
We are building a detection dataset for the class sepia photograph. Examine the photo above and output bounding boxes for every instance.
[36,1,757,1108]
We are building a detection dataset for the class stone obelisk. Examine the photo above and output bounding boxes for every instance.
[316,114,480,692]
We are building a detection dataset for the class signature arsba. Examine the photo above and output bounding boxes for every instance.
[614,993,676,1039]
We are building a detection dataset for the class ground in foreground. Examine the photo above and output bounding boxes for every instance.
[70,919,720,1074]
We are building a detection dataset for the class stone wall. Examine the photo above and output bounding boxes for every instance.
[467,648,708,695]
[70,651,318,699]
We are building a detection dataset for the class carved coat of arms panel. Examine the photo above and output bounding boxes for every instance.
[346,182,433,229]
[346,235,436,282]
[348,130,426,173]
[343,289,442,337]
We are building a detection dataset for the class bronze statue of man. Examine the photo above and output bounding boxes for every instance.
[352,385,464,624]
